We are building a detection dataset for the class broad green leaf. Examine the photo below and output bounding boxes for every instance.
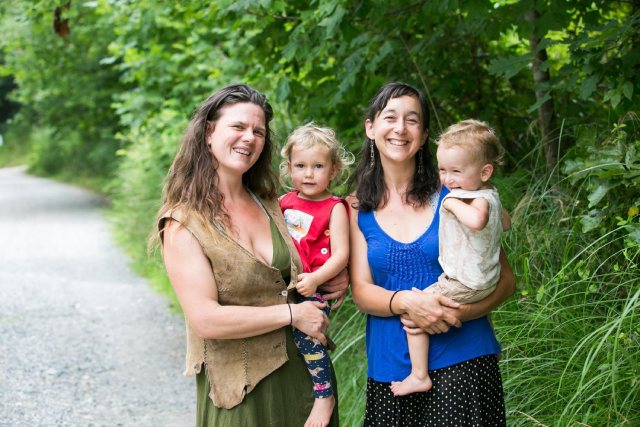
[579,75,598,99]
[625,224,640,245]
[610,92,622,108]
[527,92,551,113]
[275,78,290,103]
[535,284,545,302]
[621,81,633,100]
[587,182,612,208]
[488,54,531,80]
[581,214,602,233]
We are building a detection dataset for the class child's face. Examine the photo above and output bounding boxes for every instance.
[436,144,492,191]
[288,144,337,200]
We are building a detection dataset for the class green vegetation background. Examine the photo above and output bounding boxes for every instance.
[1,1,638,425]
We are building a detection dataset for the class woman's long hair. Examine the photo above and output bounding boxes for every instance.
[352,82,439,212]
[156,83,276,233]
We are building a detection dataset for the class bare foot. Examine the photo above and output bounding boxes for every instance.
[304,395,335,427]
[390,372,432,396]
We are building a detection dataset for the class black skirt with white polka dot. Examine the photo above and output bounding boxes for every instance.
[364,354,506,426]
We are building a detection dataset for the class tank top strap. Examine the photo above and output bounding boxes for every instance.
[269,211,291,282]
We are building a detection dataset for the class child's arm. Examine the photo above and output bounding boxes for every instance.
[442,196,490,231]
[296,202,350,297]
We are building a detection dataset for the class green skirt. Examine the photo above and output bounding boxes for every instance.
[196,326,339,427]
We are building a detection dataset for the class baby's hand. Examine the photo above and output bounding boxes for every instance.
[442,197,454,211]
[296,273,319,297]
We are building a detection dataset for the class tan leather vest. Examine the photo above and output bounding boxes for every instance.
[160,195,302,409]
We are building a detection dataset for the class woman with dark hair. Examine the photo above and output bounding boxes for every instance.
[154,83,344,426]
[348,82,515,426]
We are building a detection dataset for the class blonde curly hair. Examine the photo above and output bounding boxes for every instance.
[279,122,355,189]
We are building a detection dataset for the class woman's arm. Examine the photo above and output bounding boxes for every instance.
[162,219,330,343]
[401,247,515,334]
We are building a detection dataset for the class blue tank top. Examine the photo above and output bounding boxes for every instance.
[358,188,501,382]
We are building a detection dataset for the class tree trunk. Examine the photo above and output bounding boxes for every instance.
[526,9,558,172]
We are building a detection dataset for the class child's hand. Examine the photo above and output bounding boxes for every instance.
[296,273,319,297]
[443,197,462,212]
[442,197,454,211]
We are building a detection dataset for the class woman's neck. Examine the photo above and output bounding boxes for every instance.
[217,173,248,204]
[382,160,415,196]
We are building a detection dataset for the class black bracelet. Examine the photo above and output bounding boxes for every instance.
[389,290,401,316]
[287,303,293,326]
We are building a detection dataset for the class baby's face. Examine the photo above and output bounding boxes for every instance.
[436,145,488,191]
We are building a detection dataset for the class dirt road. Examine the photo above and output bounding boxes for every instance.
[0,166,194,426]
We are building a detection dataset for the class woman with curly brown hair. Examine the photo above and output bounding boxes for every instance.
[155,84,346,426]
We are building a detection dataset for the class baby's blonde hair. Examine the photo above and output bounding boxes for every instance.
[279,122,355,187]
[436,119,504,166]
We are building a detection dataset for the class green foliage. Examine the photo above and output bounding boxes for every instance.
[1,1,639,425]
[563,115,640,244]
[164,0,536,158]
[0,114,30,167]
[489,2,639,127]
[1,1,124,182]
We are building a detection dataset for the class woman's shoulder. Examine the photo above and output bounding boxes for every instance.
[257,193,281,214]
[159,204,188,223]
[345,193,363,220]
[157,205,204,248]
[345,192,362,210]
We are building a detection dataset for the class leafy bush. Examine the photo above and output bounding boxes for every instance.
[563,115,640,246]
[108,107,186,305]
[0,114,30,167]
[0,2,123,184]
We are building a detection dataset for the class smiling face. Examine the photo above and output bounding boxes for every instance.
[207,102,266,178]
[288,144,337,200]
[436,144,493,191]
[365,95,428,167]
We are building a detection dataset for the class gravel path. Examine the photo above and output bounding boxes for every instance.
[0,166,194,426]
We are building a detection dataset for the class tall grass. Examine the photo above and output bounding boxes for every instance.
[330,297,367,423]
[496,168,639,426]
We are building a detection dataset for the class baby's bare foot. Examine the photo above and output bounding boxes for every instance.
[390,372,432,396]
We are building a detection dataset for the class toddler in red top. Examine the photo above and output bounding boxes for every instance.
[279,122,354,427]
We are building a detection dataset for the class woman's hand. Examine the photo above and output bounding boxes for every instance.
[398,288,461,334]
[318,268,349,311]
[291,300,329,346]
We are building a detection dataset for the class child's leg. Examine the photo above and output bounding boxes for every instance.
[390,331,432,396]
[292,293,335,427]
